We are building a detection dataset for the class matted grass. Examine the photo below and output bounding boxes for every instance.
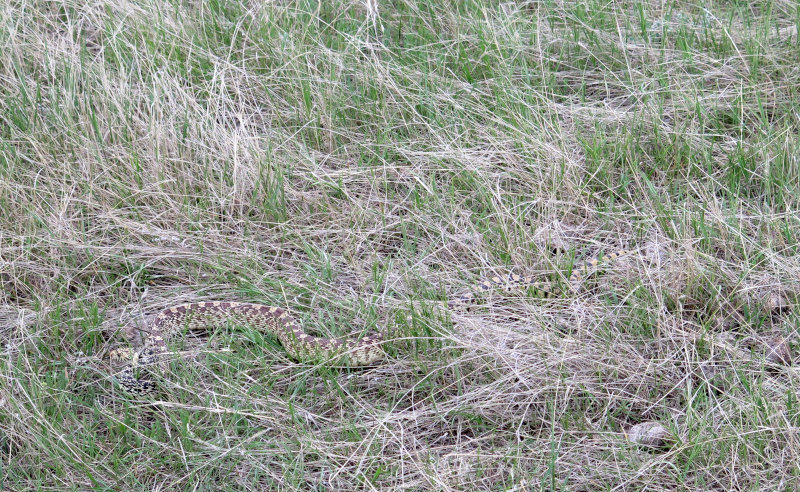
[1,0,799,490]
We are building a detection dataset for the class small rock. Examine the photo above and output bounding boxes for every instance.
[697,360,724,381]
[716,312,744,331]
[766,292,790,313]
[765,337,792,366]
[624,422,671,448]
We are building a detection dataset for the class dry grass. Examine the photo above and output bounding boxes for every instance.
[1,0,799,490]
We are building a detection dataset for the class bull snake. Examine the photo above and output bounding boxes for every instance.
[110,249,630,394]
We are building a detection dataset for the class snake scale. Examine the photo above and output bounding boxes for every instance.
[111,249,630,394]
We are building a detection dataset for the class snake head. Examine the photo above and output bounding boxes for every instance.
[108,347,136,362]
[108,347,157,394]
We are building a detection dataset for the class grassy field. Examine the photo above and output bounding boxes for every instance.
[1,0,799,489]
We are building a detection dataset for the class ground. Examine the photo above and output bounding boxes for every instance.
[1,0,799,490]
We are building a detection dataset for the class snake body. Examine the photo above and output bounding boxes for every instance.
[112,249,630,394]
[111,302,383,394]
